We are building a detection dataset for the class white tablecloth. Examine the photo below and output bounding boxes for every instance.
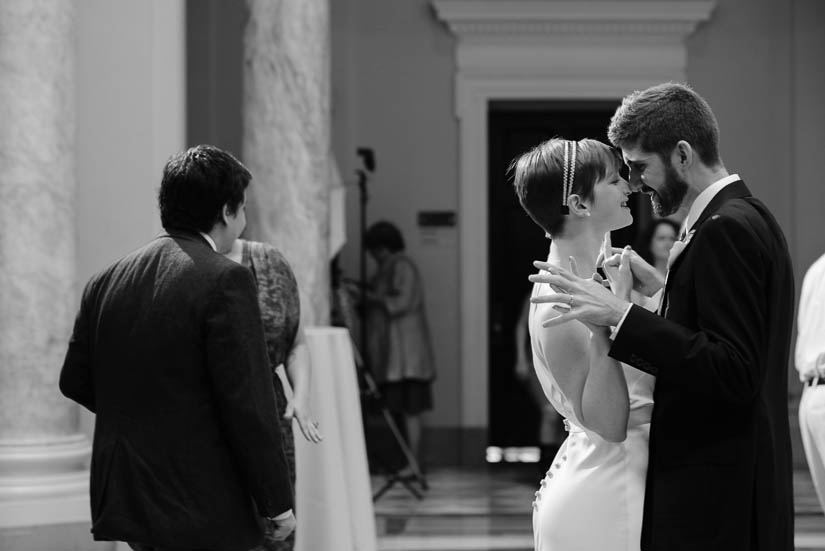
[294,327,377,551]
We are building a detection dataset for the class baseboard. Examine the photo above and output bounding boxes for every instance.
[425,426,488,468]
[363,417,488,470]
[0,477,91,528]
[0,522,113,551]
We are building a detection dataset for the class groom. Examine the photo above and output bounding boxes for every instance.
[532,83,794,550]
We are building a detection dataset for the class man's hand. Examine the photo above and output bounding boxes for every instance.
[597,243,664,297]
[264,510,296,542]
[529,257,630,329]
[599,233,634,302]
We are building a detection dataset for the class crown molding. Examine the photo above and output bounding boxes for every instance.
[432,1,715,40]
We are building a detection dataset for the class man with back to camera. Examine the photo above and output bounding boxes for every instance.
[60,145,295,551]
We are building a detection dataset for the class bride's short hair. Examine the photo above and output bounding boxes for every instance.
[510,138,622,237]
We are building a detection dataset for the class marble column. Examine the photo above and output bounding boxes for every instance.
[242,0,331,326]
[0,0,90,527]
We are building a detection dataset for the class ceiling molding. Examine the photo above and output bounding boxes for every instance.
[432,1,716,39]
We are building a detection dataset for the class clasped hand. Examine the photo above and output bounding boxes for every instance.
[529,234,660,330]
[264,510,296,542]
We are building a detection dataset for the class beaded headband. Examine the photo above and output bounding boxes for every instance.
[560,140,578,215]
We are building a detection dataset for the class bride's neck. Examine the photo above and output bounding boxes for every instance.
[547,227,603,276]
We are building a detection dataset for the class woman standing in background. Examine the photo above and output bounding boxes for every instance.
[225,238,323,551]
[638,218,680,276]
[362,221,436,476]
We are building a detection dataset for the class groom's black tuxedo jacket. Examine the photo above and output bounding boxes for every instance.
[611,181,794,551]
[60,231,292,550]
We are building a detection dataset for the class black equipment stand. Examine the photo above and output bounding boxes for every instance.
[353,148,428,501]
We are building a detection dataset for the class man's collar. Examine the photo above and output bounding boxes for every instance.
[198,232,218,252]
[683,173,741,234]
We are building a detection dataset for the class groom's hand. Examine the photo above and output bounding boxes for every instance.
[597,245,663,297]
[529,258,630,329]
[599,234,634,301]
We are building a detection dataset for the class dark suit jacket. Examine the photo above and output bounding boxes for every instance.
[610,181,794,550]
[60,231,293,550]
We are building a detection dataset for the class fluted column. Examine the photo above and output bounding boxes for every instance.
[0,0,90,527]
[242,0,331,325]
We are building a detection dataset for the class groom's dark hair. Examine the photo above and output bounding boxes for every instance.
[158,145,251,233]
[608,82,721,167]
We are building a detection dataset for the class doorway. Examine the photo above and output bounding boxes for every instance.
[487,100,650,451]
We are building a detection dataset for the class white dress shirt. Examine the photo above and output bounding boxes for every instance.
[796,253,825,381]
[613,173,741,336]
[199,232,218,252]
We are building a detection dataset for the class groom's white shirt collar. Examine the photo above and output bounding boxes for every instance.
[199,232,218,252]
[611,173,741,339]
[682,173,741,235]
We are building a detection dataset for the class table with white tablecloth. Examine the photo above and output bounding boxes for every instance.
[293,327,377,551]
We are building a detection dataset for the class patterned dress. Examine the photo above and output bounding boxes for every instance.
[242,240,301,551]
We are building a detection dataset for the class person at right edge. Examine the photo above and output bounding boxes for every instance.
[531,82,794,550]
[796,251,825,515]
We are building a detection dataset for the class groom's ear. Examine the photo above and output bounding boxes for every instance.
[673,140,695,171]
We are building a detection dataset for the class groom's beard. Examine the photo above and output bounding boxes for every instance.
[648,163,689,217]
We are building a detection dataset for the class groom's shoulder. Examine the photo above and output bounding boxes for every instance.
[708,195,772,232]
[702,197,788,256]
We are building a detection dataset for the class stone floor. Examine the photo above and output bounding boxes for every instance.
[373,466,825,551]
[2,465,821,550]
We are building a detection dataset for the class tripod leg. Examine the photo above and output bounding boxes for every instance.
[379,408,427,490]
[360,370,428,499]
[373,473,422,501]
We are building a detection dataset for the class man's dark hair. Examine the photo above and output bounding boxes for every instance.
[608,82,721,167]
[365,221,405,253]
[158,145,251,233]
[511,138,623,237]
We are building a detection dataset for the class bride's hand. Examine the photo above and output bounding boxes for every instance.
[597,234,663,297]
[566,257,612,339]
[599,233,633,302]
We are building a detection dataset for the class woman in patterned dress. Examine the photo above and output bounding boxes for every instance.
[225,238,322,551]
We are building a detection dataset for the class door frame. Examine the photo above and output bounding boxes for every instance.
[432,0,715,433]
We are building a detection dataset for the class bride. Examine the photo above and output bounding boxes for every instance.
[510,138,654,551]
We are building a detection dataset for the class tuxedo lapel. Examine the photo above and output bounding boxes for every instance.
[659,179,751,317]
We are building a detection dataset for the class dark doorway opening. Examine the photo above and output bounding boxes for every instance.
[487,100,651,452]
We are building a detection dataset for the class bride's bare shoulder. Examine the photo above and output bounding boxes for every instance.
[531,303,590,357]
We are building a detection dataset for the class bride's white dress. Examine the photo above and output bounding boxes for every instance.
[529,288,655,551]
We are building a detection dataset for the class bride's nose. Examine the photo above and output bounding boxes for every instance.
[619,178,632,194]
